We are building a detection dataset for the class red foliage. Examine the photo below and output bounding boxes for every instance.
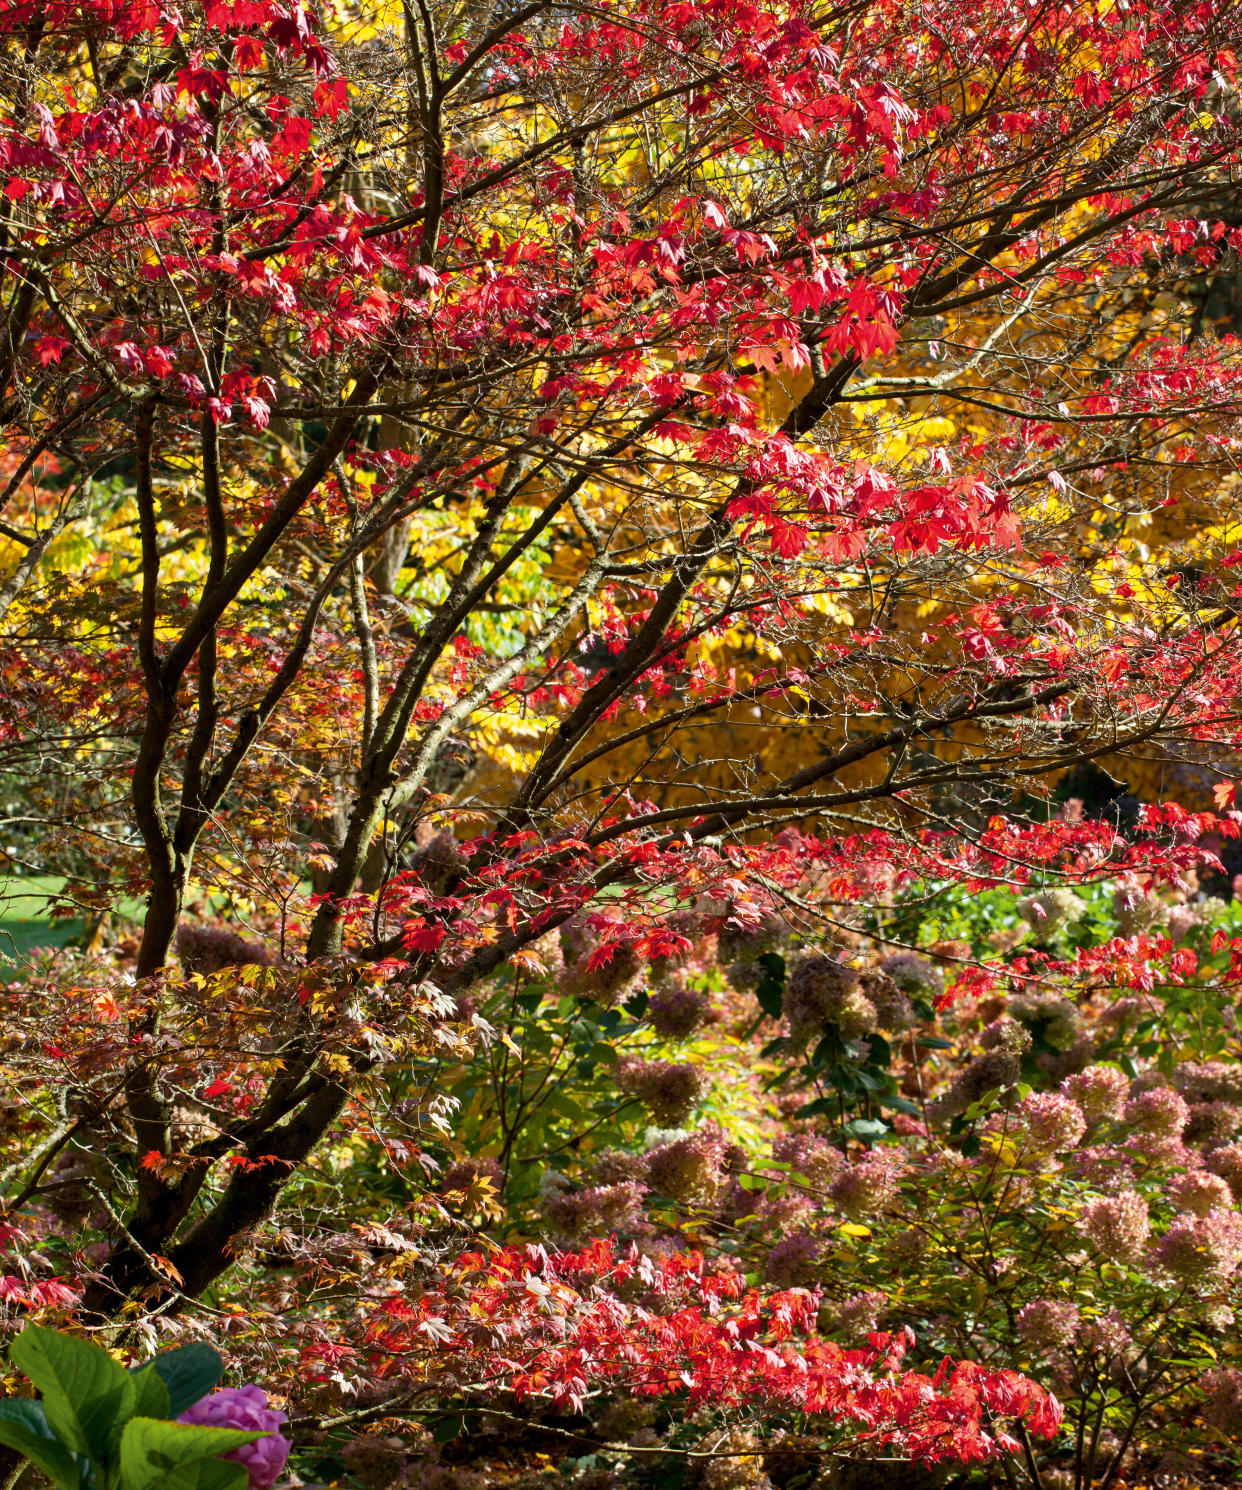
[351,1242,1060,1464]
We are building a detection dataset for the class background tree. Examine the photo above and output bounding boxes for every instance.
[4,0,1242,1484]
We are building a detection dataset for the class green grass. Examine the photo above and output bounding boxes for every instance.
[0,875,144,968]
[0,875,84,963]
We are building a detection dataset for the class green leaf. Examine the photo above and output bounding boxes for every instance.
[758,951,786,979]
[865,1034,891,1067]
[142,1344,224,1417]
[127,1366,171,1422]
[853,1066,888,1092]
[755,953,785,1019]
[11,1325,134,1472]
[793,1096,836,1118]
[118,1417,262,1490]
[878,1093,921,1115]
[140,1454,247,1490]
[755,977,783,1020]
[0,1399,82,1490]
[844,1118,888,1141]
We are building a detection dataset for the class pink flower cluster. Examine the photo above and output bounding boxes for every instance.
[1019,1093,1086,1153]
[617,1059,709,1126]
[1062,1065,1129,1123]
[179,1387,290,1490]
[1078,1192,1150,1262]
[1155,1207,1242,1286]
[1015,1299,1079,1352]
[828,1152,902,1218]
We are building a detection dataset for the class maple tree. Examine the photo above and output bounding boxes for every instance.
[4,0,1242,1483]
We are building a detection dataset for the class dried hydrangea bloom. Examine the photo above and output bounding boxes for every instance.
[1017,887,1085,937]
[561,938,644,1007]
[1062,1065,1130,1124]
[1184,1100,1242,1149]
[1155,1208,1242,1286]
[784,953,875,1046]
[760,1191,816,1226]
[407,828,467,893]
[860,971,915,1031]
[1079,1191,1150,1262]
[1007,990,1081,1052]
[930,1049,1021,1120]
[1020,1093,1087,1153]
[828,1152,902,1218]
[981,1015,1032,1054]
[1170,1060,1242,1105]
[818,1289,886,1336]
[1168,1170,1233,1217]
[541,1177,647,1240]
[440,1155,503,1196]
[643,1124,727,1204]
[763,1231,820,1287]
[716,914,785,966]
[699,1429,766,1490]
[1078,1308,1132,1358]
[1201,1368,1242,1438]
[878,951,945,1000]
[617,1058,709,1126]
[1206,1143,1242,1202]
[176,922,272,976]
[589,1150,649,1186]
[1124,1087,1190,1140]
[648,976,713,1040]
[1016,1299,1080,1351]
[1112,880,1165,937]
[770,1130,845,1189]
[1165,903,1199,942]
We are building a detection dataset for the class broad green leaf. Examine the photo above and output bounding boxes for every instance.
[11,1325,134,1472]
[0,1399,82,1490]
[143,1344,223,1416]
[158,1457,249,1490]
[127,1366,171,1422]
[118,1416,262,1490]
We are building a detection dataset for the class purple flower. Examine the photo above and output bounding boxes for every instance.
[180,1386,291,1490]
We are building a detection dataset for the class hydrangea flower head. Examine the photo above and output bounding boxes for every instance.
[1020,1093,1087,1153]
[1062,1065,1129,1124]
[1016,1298,1079,1352]
[179,1386,291,1490]
[1168,1170,1232,1217]
[828,1152,902,1218]
[1124,1087,1189,1140]
[1079,1191,1149,1262]
[1155,1208,1242,1287]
